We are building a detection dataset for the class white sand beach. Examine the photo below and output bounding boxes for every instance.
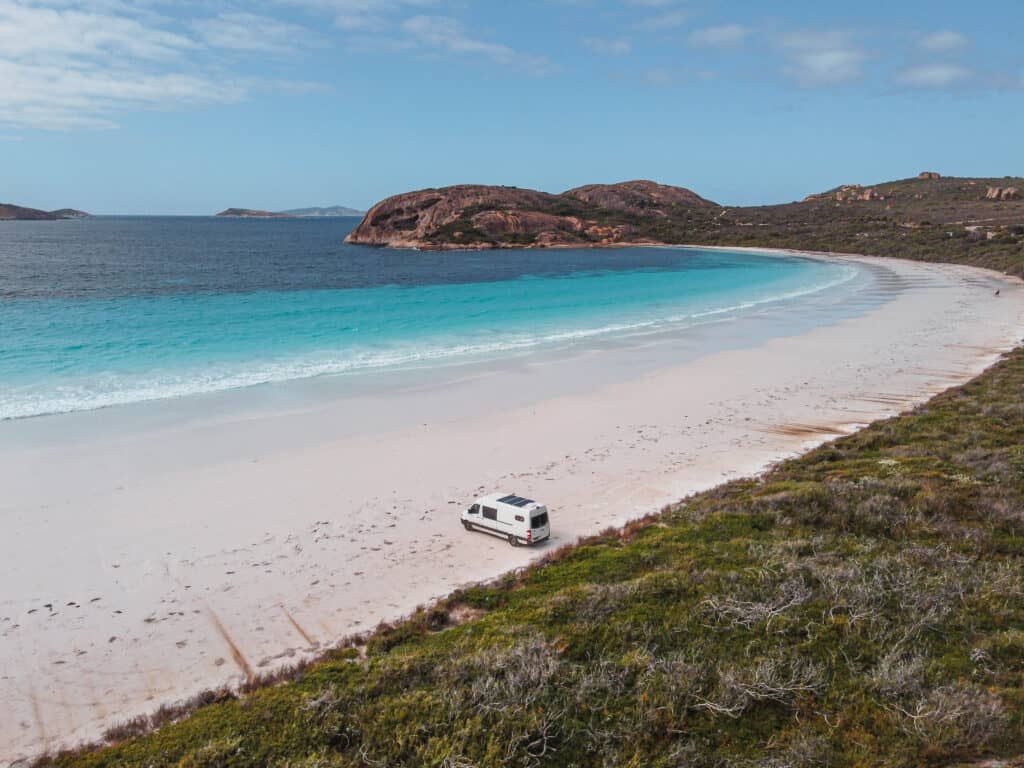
[2,250,1023,763]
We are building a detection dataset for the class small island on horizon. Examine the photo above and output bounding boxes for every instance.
[1,203,91,220]
[215,205,365,218]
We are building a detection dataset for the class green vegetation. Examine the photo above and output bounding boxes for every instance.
[47,344,1024,765]
[659,176,1024,277]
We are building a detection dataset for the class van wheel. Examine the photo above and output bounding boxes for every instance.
[463,520,473,531]
[508,534,518,547]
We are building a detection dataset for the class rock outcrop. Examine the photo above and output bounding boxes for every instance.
[804,184,885,203]
[986,187,1020,201]
[345,181,717,249]
[835,185,884,202]
[918,171,941,180]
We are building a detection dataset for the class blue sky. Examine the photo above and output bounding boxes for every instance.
[2,0,1022,214]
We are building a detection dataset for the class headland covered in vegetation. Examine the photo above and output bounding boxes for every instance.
[346,173,1024,279]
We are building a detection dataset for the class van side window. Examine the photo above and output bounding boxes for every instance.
[515,515,524,522]
[483,506,498,521]
[468,504,480,515]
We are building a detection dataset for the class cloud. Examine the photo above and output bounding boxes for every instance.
[779,31,865,86]
[276,0,436,31]
[0,58,246,130]
[401,15,552,74]
[688,24,750,48]
[636,66,715,87]
[192,12,314,54]
[0,0,194,61]
[895,63,971,88]
[0,0,319,130]
[918,30,968,52]
[633,8,689,31]
[583,36,631,55]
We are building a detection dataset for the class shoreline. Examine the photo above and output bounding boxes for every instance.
[0,245,858,423]
[2,250,1023,763]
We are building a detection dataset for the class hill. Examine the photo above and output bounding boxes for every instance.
[280,205,365,217]
[345,180,716,249]
[347,173,1024,277]
[0,203,90,220]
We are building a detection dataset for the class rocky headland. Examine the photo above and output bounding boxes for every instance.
[344,180,718,249]
[345,174,1024,276]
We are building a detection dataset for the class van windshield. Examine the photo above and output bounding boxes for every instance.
[531,512,548,528]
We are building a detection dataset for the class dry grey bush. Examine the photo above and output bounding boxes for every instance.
[694,656,824,718]
[957,447,1016,482]
[866,649,927,701]
[451,633,564,714]
[441,756,478,768]
[573,655,631,703]
[303,686,343,717]
[753,728,830,768]
[984,493,1024,534]
[575,580,640,623]
[889,684,1007,751]
[635,655,705,724]
[702,576,812,631]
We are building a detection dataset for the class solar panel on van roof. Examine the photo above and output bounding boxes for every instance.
[498,494,534,508]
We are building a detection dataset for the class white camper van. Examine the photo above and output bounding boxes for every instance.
[462,493,551,546]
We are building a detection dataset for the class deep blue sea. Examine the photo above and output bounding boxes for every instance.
[0,216,859,420]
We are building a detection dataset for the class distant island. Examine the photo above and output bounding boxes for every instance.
[215,208,294,218]
[0,203,90,220]
[280,205,365,217]
[345,173,1024,276]
[215,205,365,218]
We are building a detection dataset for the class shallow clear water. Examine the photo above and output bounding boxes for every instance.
[0,217,859,419]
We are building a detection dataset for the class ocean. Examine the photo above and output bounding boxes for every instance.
[0,216,862,420]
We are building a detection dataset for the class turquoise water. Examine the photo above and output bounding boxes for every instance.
[0,218,859,419]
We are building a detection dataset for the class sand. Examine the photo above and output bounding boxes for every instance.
[1,250,1022,763]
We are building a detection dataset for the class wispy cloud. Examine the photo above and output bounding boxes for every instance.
[918,30,968,52]
[583,36,631,55]
[0,58,246,130]
[637,66,715,87]
[895,63,971,88]
[688,24,750,48]
[633,8,689,31]
[0,0,194,61]
[779,31,866,87]
[401,15,552,74]
[192,12,315,54]
[277,0,436,31]
[0,0,317,130]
